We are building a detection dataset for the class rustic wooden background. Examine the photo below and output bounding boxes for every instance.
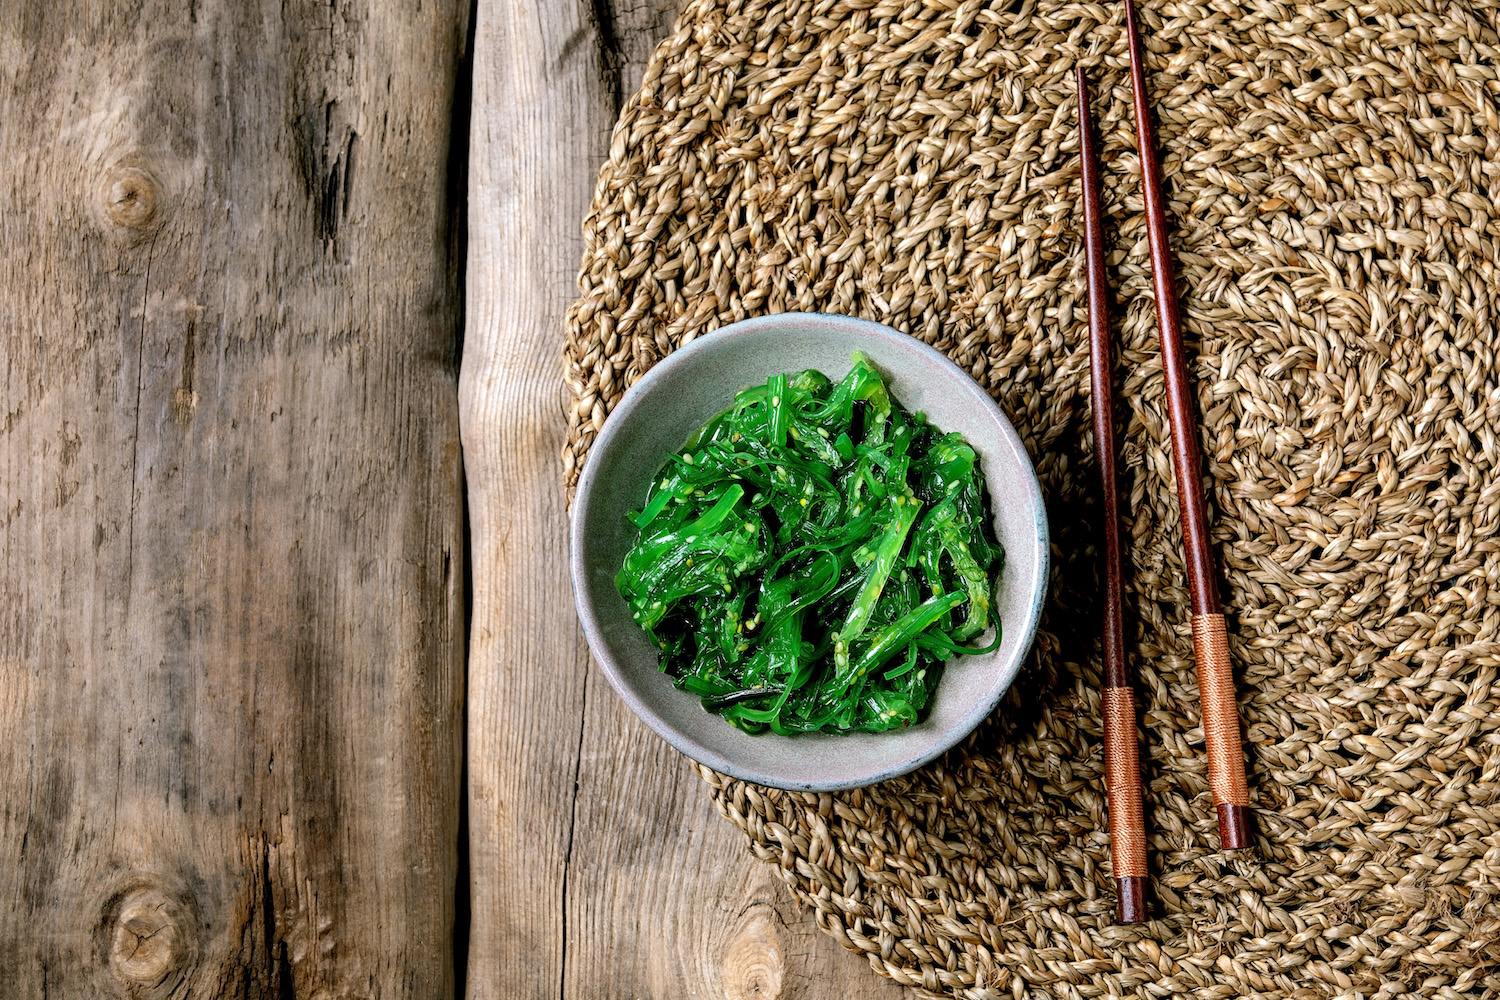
[0,0,901,996]
[1,0,467,996]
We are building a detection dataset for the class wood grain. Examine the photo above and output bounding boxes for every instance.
[461,1,614,992]
[462,0,903,995]
[0,1,467,996]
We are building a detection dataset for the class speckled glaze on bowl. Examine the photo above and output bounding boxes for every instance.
[569,314,1049,791]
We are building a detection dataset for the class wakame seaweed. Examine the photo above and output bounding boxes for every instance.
[616,352,1004,735]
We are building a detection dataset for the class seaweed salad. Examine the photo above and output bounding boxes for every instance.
[616,352,1003,735]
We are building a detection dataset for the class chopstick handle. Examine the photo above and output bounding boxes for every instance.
[1191,613,1252,847]
[1078,65,1150,922]
[1103,686,1148,919]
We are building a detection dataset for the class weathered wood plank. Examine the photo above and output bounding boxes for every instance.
[461,3,627,995]
[463,1,904,995]
[0,2,467,996]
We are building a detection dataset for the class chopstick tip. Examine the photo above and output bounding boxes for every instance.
[1217,805,1256,851]
[1115,876,1148,924]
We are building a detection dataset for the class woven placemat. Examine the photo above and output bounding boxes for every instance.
[563,2,1500,996]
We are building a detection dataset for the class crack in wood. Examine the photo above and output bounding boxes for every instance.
[126,229,160,593]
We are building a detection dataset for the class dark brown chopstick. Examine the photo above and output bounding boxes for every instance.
[1077,66,1148,924]
[1124,0,1253,851]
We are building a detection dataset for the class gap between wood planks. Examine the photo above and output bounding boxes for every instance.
[452,0,480,995]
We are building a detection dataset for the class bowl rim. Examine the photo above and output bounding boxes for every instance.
[569,312,1050,790]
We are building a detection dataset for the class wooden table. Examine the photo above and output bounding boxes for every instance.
[1,0,901,995]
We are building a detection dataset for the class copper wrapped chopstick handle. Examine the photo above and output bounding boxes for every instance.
[1102,686,1147,918]
[1126,0,1253,850]
[1191,613,1252,847]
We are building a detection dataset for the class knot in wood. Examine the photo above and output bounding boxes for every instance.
[108,886,194,993]
[100,165,161,229]
[722,906,784,1000]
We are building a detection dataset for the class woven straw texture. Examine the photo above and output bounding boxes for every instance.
[563,2,1500,996]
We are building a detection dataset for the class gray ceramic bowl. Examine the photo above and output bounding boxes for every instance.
[570,313,1048,791]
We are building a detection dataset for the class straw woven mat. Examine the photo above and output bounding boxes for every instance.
[562,2,1500,996]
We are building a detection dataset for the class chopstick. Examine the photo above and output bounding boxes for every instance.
[1077,66,1149,923]
[1124,0,1253,851]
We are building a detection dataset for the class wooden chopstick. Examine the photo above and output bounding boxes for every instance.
[1124,0,1253,851]
[1077,66,1150,922]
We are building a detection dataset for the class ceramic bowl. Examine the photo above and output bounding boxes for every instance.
[569,313,1048,791]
